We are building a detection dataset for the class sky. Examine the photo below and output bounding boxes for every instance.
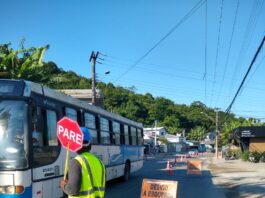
[1,0,265,120]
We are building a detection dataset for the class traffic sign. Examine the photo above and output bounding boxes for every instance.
[141,179,178,198]
[57,117,83,152]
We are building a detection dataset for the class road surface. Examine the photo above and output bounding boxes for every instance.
[105,153,225,198]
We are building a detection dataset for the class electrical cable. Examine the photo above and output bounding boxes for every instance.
[215,0,240,107]
[228,0,264,98]
[204,0,208,104]
[210,0,224,105]
[113,0,206,83]
[225,35,265,113]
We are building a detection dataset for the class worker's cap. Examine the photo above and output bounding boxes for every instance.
[80,127,91,146]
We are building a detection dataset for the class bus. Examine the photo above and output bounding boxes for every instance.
[0,79,144,198]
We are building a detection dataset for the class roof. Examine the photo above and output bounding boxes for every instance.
[144,127,165,131]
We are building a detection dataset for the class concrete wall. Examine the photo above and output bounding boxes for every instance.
[249,138,265,152]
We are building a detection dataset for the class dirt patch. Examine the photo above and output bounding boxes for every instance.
[208,158,245,174]
[207,157,265,198]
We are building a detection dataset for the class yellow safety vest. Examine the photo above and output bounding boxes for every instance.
[69,152,106,198]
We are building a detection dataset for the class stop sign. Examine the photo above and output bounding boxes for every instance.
[57,117,84,152]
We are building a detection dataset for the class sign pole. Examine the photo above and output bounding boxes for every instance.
[64,142,70,180]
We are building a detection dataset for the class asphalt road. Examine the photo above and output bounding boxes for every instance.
[105,154,226,198]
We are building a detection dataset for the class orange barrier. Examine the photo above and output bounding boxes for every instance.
[174,154,187,164]
[187,160,202,175]
[141,179,178,198]
[166,161,174,175]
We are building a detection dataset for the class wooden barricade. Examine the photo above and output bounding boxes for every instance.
[174,154,187,164]
[186,160,202,175]
[141,179,178,198]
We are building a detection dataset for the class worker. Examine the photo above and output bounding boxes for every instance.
[60,127,106,198]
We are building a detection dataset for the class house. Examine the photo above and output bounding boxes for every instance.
[233,126,265,153]
[143,127,166,146]
[165,133,187,153]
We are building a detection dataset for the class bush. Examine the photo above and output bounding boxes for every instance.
[260,152,265,162]
[249,151,261,163]
[224,148,241,159]
[241,151,249,161]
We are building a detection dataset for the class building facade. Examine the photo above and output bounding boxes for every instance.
[233,126,265,152]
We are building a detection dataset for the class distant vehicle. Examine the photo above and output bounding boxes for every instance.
[206,147,215,153]
[188,149,198,157]
[144,144,151,154]
[198,144,206,153]
[206,144,215,153]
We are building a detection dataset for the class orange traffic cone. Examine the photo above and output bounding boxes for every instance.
[174,158,177,166]
[168,164,173,176]
[166,161,170,170]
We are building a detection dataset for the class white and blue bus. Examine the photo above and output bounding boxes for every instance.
[0,79,144,198]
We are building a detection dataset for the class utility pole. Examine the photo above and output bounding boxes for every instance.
[215,108,219,159]
[154,120,157,146]
[201,109,219,159]
[90,51,99,105]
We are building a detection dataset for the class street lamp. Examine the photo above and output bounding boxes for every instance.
[201,108,219,159]
[95,71,111,90]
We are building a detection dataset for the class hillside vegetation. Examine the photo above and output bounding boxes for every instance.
[1,42,263,145]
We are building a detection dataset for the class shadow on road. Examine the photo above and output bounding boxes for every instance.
[105,156,225,198]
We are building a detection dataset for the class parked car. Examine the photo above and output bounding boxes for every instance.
[206,147,215,153]
[198,144,206,153]
[188,149,198,157]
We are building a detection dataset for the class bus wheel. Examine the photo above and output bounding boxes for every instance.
[123,162,130,181]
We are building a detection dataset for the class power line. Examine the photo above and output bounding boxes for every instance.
[113,0,206,83]
[225,35,265,113]
[243,54,265,92]
[210,0,224,105]
[228,0,264,98]
[204,0,208,104]
[102,56,202,74]
[215,0,240,107]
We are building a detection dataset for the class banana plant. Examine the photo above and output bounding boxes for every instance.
[0,41,49,80]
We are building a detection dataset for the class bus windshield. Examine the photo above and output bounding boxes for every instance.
[0,100,28,170]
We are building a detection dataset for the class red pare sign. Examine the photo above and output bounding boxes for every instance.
[57,117,83,152]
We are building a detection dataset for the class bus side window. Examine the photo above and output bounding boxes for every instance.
[131,127,137,145]
[137,128,143,145]
[46,110,58,146]
[33,109,59,167]
[109,120,114,144]
[65,107,77,121]
[124,125,129,145]
[120,124,125,145]
[84,112,98,144]
[113,121,121,145]
[32,107,44,147]
[100,117,110,144]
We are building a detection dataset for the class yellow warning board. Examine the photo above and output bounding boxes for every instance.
[187,160,202,175]
[141,179,178,198]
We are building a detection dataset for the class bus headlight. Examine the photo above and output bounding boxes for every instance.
[0,185,24,194]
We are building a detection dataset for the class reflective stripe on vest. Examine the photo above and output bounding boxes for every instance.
[69,153,105,198]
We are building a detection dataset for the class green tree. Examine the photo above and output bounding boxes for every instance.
[161,115,180,134]
[0,41,49,81]
[187,126,206,141]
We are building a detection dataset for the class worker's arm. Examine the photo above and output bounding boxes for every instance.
[61,159,82,195]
